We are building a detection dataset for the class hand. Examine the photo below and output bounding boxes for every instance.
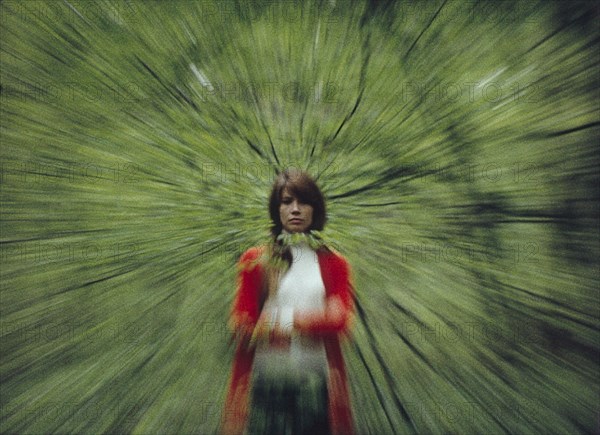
[294,295,346,333]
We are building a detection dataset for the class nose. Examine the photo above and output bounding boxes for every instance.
[291,200,301,214]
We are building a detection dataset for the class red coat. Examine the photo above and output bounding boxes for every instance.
[221,246,355,435]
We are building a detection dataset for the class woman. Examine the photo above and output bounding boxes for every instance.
[221,169,355,435]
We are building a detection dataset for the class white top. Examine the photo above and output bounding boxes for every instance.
[253,240,329,382]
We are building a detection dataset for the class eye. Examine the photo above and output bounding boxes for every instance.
[281,197,293,204]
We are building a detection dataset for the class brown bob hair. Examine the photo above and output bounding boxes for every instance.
[268,168,327,237]
[260,169,328,302]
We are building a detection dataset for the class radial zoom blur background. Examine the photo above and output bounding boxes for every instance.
[1,1,598,434]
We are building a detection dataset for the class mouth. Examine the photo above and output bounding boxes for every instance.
[289,219,303,224]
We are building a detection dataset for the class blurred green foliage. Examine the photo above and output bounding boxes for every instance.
[1,0,598,433]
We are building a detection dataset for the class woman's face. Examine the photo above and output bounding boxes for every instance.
[279,187,313,233]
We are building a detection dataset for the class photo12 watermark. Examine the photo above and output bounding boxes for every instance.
[199,238,344,266]
[395,161,567,185]
[0,320,142,346]
[397,81,540,104]
[1,81,144,106]
[404,400,541,428]
[1,241,140,266]
[192,80,339,104]
[398,320,543,345]
[0,401,142,428]
[398,242,539,265]
[199,161,340,184]
[1,160,141,185]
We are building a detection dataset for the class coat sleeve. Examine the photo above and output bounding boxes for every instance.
[221,248,265,435]
[228,247,265,341]
[293,252,355,337]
